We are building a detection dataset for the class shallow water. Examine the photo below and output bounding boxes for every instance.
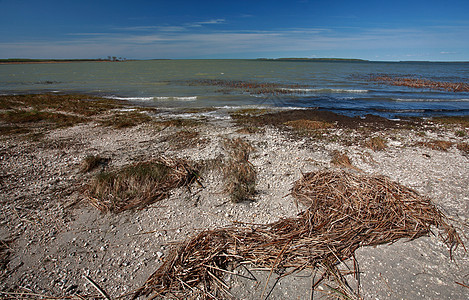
[1,59,469,118]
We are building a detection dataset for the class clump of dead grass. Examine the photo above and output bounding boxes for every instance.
[79,155,110,173]
[285,119,333,130]
[457,143,469,155]
[136,170,462,299]
[365,136,387,151]
[222,137,256,202]
[84,158,199,213]
[331,150,360,171]
[418,140,454,151]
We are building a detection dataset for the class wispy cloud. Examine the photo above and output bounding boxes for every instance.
[1,23,468,60]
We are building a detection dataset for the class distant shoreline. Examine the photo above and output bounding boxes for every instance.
[0,59,126,65]
[2,58,469,64]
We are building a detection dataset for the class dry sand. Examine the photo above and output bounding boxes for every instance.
[1,108,468,299]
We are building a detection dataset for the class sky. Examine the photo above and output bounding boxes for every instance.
[1,0,469,61]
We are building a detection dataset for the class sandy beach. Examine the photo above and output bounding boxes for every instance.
[1,94,468,299]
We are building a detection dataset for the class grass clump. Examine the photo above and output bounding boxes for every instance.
[419,140,454,151]
[331,150,359,170]
[365,136,387,151]
[79,155,110,173]
[222,137,256,203]
[85,158,199,213]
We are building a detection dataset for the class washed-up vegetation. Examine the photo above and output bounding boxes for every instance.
[222,138,256,203]
[368,74,469,92]
[284,119,334,130]
[161,130,208,150]
[189,79,310,95]
[99,111,153,129]
[418,140,454,151]
[457,142,469,155]
[135,170,462,299]
[84,158,199,213]
[79,155,110,173]
[330,150,359,170]
[365,136,387,151]
[0,94,126,135]
[0,94,123,116]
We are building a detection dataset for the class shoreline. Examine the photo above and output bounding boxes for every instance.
[1,94,468,299]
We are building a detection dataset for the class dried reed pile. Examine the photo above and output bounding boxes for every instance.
[222,138,256,203]
[136,170,462,299]
[85,158,198,213]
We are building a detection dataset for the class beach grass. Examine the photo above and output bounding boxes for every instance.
[222,137,256,203]
[85,158,199,213]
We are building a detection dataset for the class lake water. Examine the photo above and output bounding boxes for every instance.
[1,59,469,118]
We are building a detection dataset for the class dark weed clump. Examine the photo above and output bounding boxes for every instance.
[457,143,469,155]
[85,158,199,213]
[80,155,111,173]
[222,137,256,203]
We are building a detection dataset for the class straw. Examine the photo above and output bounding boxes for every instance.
[135,170,463,299]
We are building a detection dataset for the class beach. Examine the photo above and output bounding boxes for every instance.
[0,94,468,299]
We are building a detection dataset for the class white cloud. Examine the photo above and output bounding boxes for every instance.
[1,24,468,60]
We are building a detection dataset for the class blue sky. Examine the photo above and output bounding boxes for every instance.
[1,0,468,61]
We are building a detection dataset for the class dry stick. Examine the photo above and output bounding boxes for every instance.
[260,237,293,300]
[84,275,111,300]
[455,281,469,289]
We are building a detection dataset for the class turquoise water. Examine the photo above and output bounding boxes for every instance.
[1,59,469,118]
